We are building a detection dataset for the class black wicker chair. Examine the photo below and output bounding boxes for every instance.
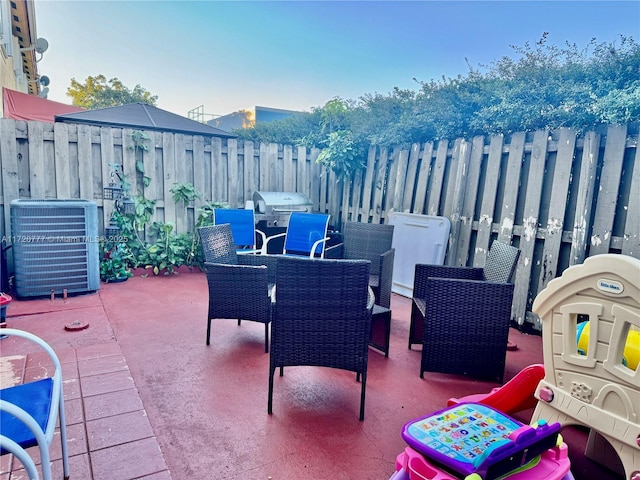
[327,221,395,309]
[198,224,276,352]
[410,241,521,383]
[268,256,374,421]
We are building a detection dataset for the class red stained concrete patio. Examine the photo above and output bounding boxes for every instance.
[0,270,622,479]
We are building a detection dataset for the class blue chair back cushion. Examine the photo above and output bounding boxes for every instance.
[213,209,256,249]
[285,213,330,256]
[0,378,54,452]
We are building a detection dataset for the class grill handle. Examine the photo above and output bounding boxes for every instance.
[271,207,311,213]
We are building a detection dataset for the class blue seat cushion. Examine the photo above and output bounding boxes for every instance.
[0,378,54,453]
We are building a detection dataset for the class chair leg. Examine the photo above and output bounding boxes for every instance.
[59,397,70,479]
[264,324,269,353]
[268,367,275,414]
[206,318,212,345]
[279,366,284,376]
[238,319,242,326]
[408,307,425,350]
[359,370,367,421]
[39,441,52,480]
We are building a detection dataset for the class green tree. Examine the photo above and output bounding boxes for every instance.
[67,75,158,109]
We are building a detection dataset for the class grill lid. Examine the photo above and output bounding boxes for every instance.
[253,191,313,214]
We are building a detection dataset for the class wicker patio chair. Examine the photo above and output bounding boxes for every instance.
[410,240,521,383]
[198,224,276,352]
[337,221,395,308]
[324,222,395,356]
[268,256,374,421]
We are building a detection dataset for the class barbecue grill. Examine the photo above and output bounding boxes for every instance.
[251,191,342,254]
[252,191,313,228]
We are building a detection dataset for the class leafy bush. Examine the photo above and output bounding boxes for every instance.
[235,34,640,166]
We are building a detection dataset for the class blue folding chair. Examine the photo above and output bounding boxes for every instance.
[264,212,331,258]
[213,208,267,255]
[0,328,70,480]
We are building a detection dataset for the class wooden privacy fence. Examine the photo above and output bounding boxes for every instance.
[1,119,638,328]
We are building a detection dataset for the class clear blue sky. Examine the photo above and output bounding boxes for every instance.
[35,1,639,118]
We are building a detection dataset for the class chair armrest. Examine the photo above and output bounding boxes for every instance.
[254,229,268,255]
[0,433,39,479]
[263,232,287,253]
[314,236,331,258]
[413,264,484,300]
[377,248,395,308]
[324,242,344,259]
[239,253,277,285]
[204,263,272,308]
[367,287,376,310]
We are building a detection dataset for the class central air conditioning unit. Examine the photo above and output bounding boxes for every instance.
[10,199,100,298]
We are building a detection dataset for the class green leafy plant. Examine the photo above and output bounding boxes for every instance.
[103,194,218,276]
[99,241,133,282]
[170,182,201,206]
[195,201,229,228]
[315,130,366,178]
[129,130,149,152]
[141,222,193,275]
[128,131,152,187]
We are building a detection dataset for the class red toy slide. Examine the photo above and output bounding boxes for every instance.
[447,364,545,415]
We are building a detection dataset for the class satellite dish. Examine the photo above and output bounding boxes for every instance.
[35,38,49,54]
[38,87,49,99]
[39,75,50,87]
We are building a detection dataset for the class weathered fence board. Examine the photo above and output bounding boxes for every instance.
[456,136,484,267]
[569,131,601,265]
[77,124,94,201]
[371,147,388,224]
[28,122,46,198]
[590,124,627,256]
[512,130,547,325]
[536,128,575,297]
[100,128,115,231]
[623,142,640,257]
[413,142,433,215]
[428,140,448,216]
[1,118,638,331]
[227,138,240,208]
[498,131,525,245]
[446,138,471,266]
[193,135,206,213]
[282,144,294,193]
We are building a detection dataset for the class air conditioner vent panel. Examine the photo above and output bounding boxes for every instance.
[10,199,100,298]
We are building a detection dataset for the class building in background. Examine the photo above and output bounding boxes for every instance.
[197,105,303,133]
[0,0,50,114]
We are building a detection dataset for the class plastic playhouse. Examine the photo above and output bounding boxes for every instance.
[531,254,640,479]
[389,253,640,480]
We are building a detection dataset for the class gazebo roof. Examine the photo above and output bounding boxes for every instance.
[55,102,236,138]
